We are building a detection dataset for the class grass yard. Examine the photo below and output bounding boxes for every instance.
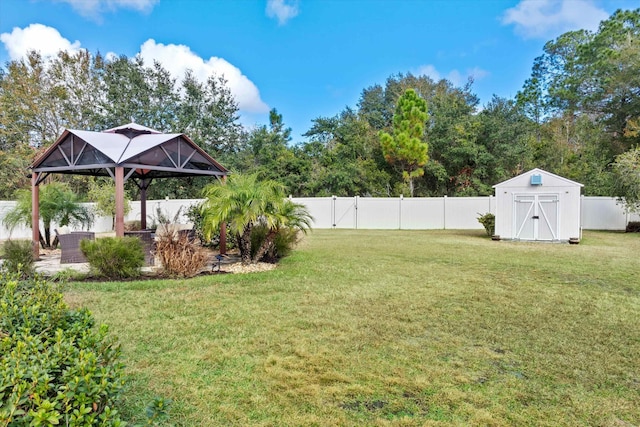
[64,230,640,426]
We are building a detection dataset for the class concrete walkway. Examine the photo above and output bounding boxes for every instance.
[35,251,90,275]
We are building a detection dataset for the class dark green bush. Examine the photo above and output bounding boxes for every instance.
[250,225,301,263]
[185,203,206,244]
[477,213,495,237]
[626,221,640,232]
[185,203,236,250]
[80,237,144,279]
[272,227,300,260]
[250,225,268,260]
[0,271,126,426]
[2,240,35,278]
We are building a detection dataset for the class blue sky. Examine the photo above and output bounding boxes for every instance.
[0,0,633,141]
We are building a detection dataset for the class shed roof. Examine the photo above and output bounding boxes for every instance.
[493,168,583,188]
[31,122,228,183]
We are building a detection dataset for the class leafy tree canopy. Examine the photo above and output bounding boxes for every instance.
[613,146,640,213]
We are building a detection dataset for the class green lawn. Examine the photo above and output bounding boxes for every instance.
[64,230,640,426]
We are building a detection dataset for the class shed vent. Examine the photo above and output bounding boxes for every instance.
[530,174,542,185]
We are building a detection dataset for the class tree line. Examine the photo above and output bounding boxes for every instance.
[0,9,638,207]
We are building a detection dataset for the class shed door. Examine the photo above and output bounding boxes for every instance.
[514,194,559,240]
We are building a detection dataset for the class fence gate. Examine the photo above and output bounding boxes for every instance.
[332,197,357,228]
[514,194,559,240]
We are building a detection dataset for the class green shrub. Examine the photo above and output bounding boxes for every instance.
[185,203,236,250]
[80,237,145,279]
[0,272,126,426]
[124,220,142,231]
[185,203,212,247]
[626,221,640,232]
[2,239,35,278]
[250,225,301,263]
[250,225,268,260]
[477,213,495,237]
[272,227,300,260]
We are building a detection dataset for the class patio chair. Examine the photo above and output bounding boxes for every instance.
[57,231,95,264]
[124,230,155,266]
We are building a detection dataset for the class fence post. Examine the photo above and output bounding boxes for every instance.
[332,195,336,228]
[399,195,403,229]
[580,194,584,230]
[580,194,584,239]
[355,196,359,230]
[443,195,447,230]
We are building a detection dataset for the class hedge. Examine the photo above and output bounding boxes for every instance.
[0,271,126,426]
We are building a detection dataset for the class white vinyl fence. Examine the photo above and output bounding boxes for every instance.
[1,196,638,240]
[293,196,639,230]
[580,197,638,230]
[293,196,497,230]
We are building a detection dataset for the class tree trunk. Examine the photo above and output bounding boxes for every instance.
[408,178,414,197]
[253,229,278,263]
[43,225,51,248]
[239,226,253,264]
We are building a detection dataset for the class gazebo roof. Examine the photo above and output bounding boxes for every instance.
[31,122,229,184]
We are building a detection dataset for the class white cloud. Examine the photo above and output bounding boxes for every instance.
[0,23,82,61]
[56,0,158,20]
[415,64,488,86]
[0,24,269,116]
[467,67,489,81]
[502,0,608,39]
[139,39,269,114]
[416,64,441,81]
[266,0,299,25]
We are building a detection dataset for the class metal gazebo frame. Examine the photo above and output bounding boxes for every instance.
[30,123,229,258]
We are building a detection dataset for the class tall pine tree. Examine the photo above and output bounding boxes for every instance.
[379,89,429,196]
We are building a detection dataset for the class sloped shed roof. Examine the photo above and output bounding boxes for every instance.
[493,168,583,188]
[31,123,228,183]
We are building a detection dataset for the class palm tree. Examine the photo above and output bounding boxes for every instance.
[201,174,312,264]
[3,182,94,248]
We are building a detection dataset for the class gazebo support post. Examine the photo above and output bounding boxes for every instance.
[31,172,40,259]
[115,166,125,237]
[140,179,148,230]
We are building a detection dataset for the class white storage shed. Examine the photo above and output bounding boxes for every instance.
[493,168,583,242]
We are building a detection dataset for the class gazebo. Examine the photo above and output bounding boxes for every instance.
[30,123,229,258]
